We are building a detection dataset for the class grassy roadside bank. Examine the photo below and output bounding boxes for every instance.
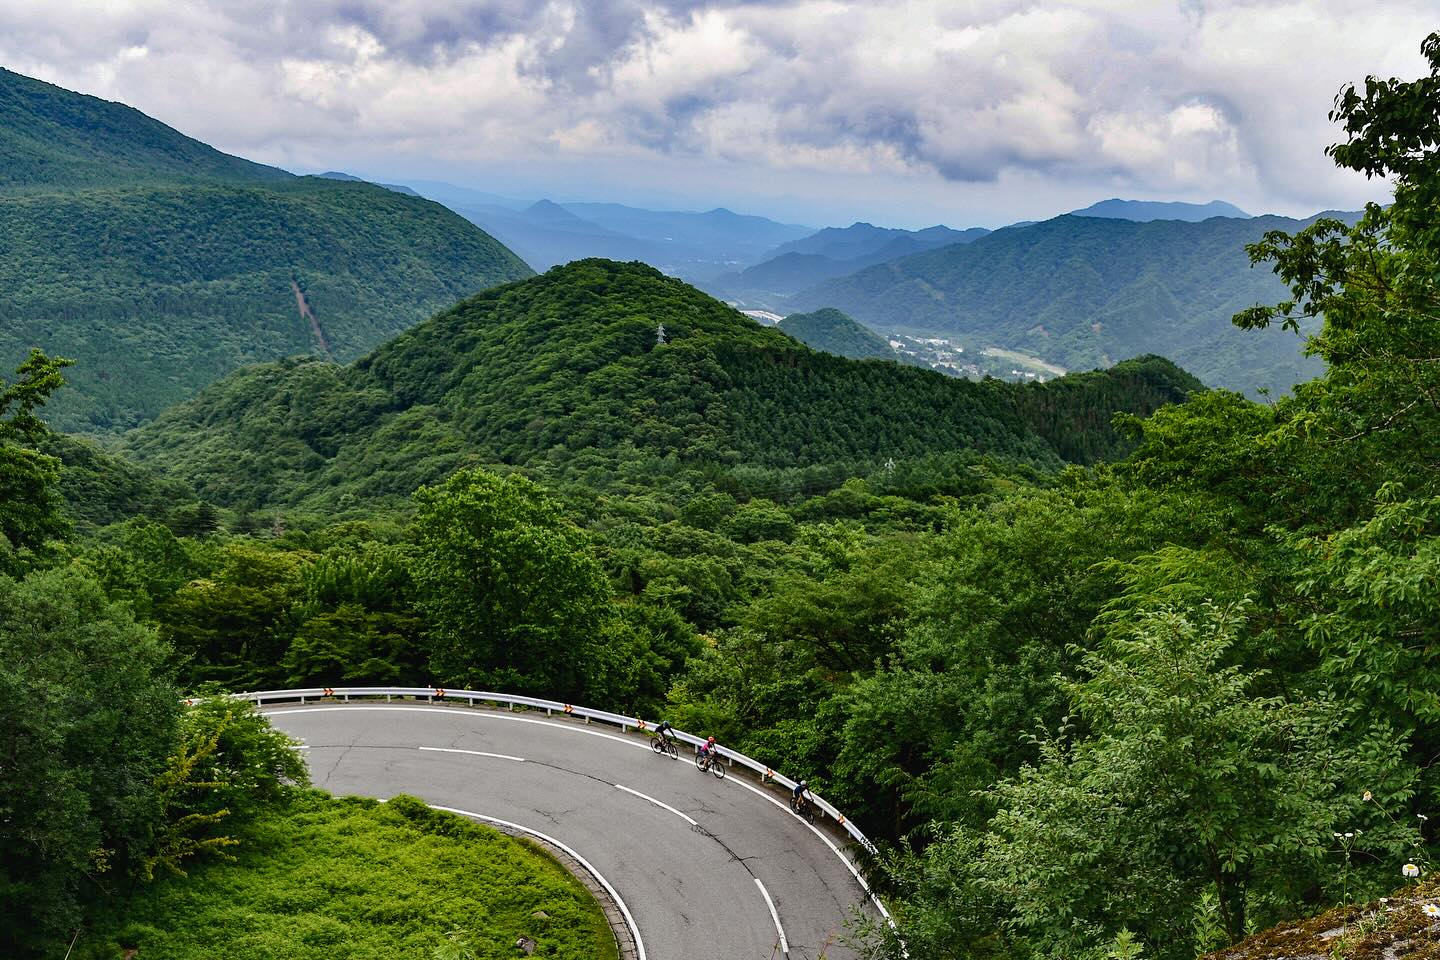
[74,792,618,960]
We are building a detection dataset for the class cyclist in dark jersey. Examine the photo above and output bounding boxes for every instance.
[655,719,677,747]
[791,780,811,815]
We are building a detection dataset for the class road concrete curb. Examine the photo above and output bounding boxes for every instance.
[477,818,640,960]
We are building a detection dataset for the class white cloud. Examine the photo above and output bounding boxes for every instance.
[0,0,1432,222]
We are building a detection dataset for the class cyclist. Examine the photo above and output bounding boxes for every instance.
[791,779,811,815]
[696,735,718,767]
[655,719,677,747]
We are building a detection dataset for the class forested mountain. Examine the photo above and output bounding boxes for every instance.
[708,221,989,305]
[123,260,1199,510]
[1068,198,1251,221]
[0,67,289,189]
[777,307,895,360]
[0,69,531,434]
[791,212,1347,395]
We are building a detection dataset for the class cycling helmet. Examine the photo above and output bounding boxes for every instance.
[707,736,716,744]
[799,780,808,788]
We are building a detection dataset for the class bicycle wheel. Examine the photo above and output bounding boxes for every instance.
[665,739,679,758]
[695,752,707,771]
[711,758,726,779]
[652,737,664,755]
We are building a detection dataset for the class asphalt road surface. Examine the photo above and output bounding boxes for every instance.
[263,703,876,960]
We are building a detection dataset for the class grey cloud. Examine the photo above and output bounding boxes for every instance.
[0,0,1430,220]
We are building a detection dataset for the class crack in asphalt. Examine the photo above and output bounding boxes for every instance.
[318,744,355,788]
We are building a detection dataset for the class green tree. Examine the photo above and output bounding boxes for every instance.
[1233,32,1440,517]
[145,697,309,880]
[411,469,612,696]
[0,350,73,576]
[0,567,179,956]
[159,543,309,689]
[978,602,1412,957]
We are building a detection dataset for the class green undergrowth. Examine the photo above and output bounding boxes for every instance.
[74,792,617,960]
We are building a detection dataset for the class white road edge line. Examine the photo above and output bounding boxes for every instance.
[428,804,648,960]
[419,746,526,763]
[721,773,897,923]
[267,705,896,928]
[755,878,790,956]
[614,784,698,825]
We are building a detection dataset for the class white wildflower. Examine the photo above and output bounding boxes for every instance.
[1405,863,1422,878]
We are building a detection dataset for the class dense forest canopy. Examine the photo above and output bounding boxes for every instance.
[777,307,896,360]
[122,259,1199,511]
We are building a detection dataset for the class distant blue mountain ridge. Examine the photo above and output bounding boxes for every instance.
[1068,198,1252,221]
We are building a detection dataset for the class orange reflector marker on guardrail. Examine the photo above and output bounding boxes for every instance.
[322,687,334,697]
[637,719,647,730]
[433,688,446,699]
[563,704,574,713]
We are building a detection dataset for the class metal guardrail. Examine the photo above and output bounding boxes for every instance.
[224,685,880,856]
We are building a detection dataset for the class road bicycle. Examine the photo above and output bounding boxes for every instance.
[651,734,679,758]
[694,750,726,779]
[789,794,816,823]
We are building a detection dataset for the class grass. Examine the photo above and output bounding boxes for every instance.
[75,792,618,960]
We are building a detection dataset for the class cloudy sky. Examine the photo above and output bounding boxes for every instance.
[0,1,1433,228]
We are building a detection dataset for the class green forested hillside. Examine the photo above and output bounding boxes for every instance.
[777,307,895,359]
[792,213,1341,395]
[0,69,532,433]
[123,260,1198,509]
[0,68,289,189]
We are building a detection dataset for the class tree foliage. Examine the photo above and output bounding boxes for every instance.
[0,567,179,955]
[412,469,613,695]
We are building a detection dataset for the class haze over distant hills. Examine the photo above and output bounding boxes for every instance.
[790,212,1352,396]
[0,69,530,434]
[397,183,814,281]
[707,222,991,304]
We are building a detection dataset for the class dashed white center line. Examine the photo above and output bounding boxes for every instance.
[419,746,526,762]
[755,877,789,955]
[614,783,698,825]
